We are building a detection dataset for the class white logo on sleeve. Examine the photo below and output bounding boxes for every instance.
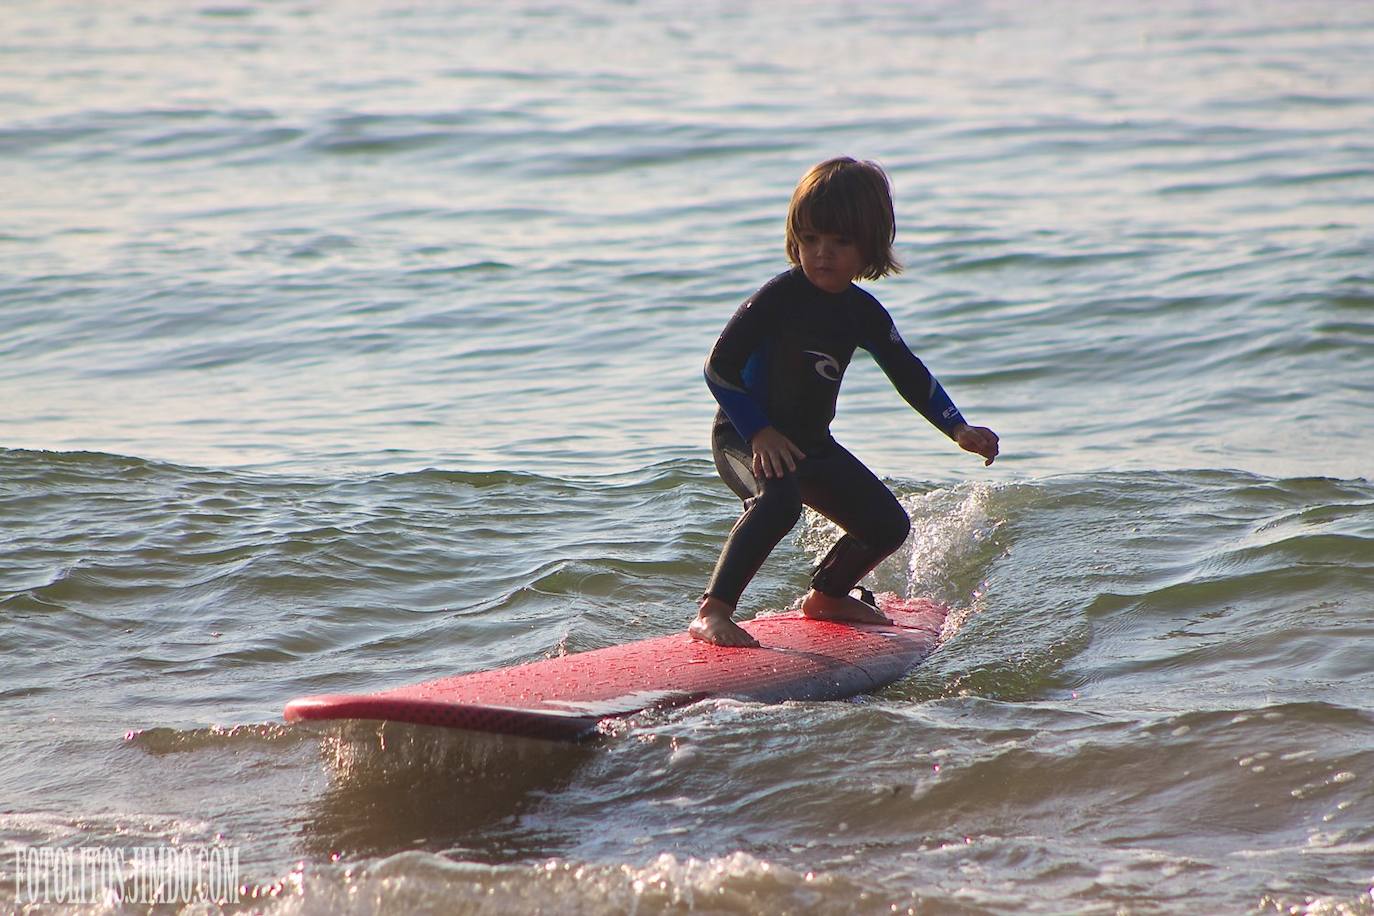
[803,350,842,381]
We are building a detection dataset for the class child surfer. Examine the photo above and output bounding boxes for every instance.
[691,157,1000,648]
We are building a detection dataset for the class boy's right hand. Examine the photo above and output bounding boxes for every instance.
[751,426,806,479]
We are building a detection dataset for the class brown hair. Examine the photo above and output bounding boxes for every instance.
[785,157,901,281]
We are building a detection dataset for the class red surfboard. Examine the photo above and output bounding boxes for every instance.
[283,594,945,741]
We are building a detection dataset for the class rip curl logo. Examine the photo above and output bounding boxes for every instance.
[803,350,841,381]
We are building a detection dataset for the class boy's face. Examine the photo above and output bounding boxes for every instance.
[796,229,866,293]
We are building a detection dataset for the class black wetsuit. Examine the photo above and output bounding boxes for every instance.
[703,267,966,606]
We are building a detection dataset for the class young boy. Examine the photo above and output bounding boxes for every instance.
[691,157,1000,648]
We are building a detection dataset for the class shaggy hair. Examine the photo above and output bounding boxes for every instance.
[785,157,901,281]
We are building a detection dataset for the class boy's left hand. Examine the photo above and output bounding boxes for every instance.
[954,425,1000,466]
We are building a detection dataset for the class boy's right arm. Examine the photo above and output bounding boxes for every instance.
[703,296,773,444]
[704,292,806,478]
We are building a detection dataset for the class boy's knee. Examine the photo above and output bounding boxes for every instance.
[747,487,803,537]
[873,509,911,555]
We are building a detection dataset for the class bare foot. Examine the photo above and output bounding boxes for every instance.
[689,596,761,648]
[800,589,891,626]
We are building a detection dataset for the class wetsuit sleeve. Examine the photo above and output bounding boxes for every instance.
[703,292,775,443]
[859,305,968,438]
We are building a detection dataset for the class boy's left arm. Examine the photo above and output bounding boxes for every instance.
[862,311,999,465]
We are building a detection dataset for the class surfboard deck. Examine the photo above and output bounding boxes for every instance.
[283,594,946,742]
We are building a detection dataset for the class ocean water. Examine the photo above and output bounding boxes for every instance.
[2,1,1372,913]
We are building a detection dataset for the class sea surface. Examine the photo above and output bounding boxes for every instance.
[2,1,1372,913]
